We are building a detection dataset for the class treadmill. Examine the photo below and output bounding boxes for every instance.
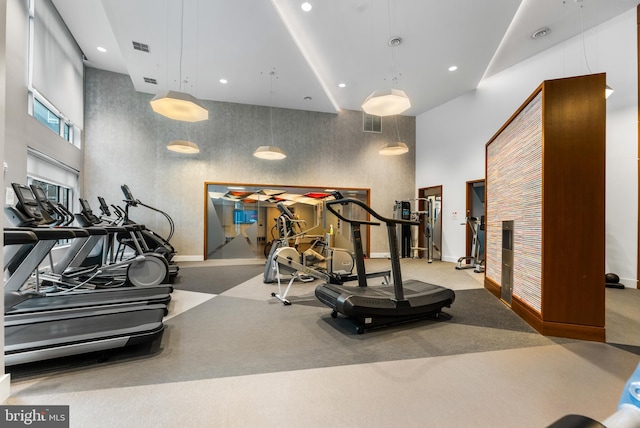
[3,228,166,366]
[315,198,455,334]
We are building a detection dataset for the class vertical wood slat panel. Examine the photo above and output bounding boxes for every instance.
[486,92,543,312]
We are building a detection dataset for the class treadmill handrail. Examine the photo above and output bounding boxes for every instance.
[4,229,38,246]
[325,198,418,227]
[326,198,413,299]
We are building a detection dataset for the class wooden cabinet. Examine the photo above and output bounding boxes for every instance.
[484,73,606,341]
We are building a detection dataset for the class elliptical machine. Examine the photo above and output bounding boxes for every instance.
[100,185,179,282]
[456,214,484,273]
[119,184,177,262]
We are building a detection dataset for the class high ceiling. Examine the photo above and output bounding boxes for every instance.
[52,0,638,116]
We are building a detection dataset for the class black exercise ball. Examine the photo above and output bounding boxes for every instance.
[605,273,620,284]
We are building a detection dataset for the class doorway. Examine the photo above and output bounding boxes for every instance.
[417,186,442,262]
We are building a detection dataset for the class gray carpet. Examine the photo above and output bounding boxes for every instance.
[7,262,640,428]
[606,287,640,347]
[7,279,569,392]
[172,264,266,294]
[9,260,638,394]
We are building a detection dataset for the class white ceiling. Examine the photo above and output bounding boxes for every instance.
[52,0,638,116]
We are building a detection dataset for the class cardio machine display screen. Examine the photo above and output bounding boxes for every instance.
[19,187,36,203]
[120,184,136,202]
[233,209,257,224]
[31,186,46,201]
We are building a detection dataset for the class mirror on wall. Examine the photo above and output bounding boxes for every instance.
[205,183,370,260]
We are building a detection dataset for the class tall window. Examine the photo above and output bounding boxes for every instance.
[28,0,83,147]
[27,150,79,215]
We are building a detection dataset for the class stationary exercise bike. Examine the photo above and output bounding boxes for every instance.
[264,202,355,305]
[456,215,485,273]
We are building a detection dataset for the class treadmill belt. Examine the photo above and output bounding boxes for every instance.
[316,279,455,318]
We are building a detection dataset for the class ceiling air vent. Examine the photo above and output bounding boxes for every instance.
[132,41,150,53]
[143,77,157,84]
[363,112,382,133]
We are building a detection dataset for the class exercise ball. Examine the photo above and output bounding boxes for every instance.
[605,273,620,284]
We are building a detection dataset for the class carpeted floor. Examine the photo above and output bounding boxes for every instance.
[172,263,266,295]
[5,259,640,428]
[7,261,570,390]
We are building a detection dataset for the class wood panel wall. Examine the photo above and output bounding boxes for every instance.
[485,74,606,341]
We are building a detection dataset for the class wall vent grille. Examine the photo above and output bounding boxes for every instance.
[363,113,382,133]
[132,41,150,53]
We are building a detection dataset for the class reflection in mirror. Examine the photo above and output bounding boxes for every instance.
[205,183,370,260]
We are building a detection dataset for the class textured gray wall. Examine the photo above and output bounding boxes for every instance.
[84,68,416,258]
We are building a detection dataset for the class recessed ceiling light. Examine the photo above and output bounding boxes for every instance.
[301,2,312,12]
[219,79,228,84]
[531,27,550,39]
[388,37,402,47]
[304,96,312,101]
[338,83,346,88]
[448,65,458,72]
[97,46,107,53]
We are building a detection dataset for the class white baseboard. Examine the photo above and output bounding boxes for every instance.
[0,373,11,403]
[173,255,205,262]
[370,253,390,259]
[370,253,459,263]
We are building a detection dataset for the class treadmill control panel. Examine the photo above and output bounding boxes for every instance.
[12,183,43,220]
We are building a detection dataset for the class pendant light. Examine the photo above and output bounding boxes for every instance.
[253,145,286,160]
[379,115,408,155]
[167,140,199,154]
[379,141,408,155]
[362,86,410,117]
[151,0,209,122]
[254,70,287,160]
[361,1,411,116]
[151,91,208,122]
[167,123,199,154]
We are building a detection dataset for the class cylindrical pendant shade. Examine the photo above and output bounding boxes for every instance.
[379,141,408,155]
[253,145,286,160]
[167,140,200,154]
[151,91,209,122]
[362,88,411,116]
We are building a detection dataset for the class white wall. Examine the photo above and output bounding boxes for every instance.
[0,0,8,404]
[416,8,638,285]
